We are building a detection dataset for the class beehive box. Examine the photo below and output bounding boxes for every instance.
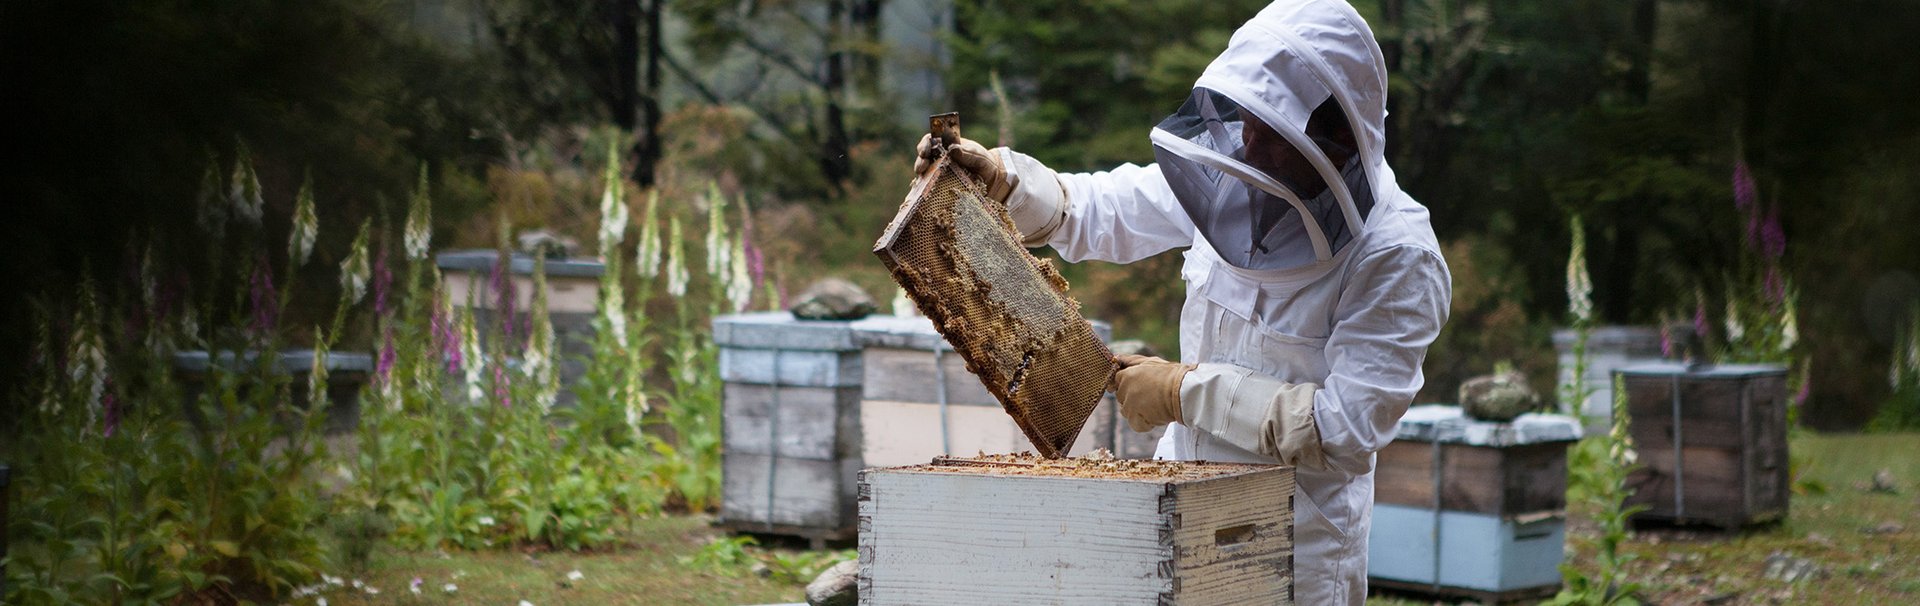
[1369,405,1582,601]
[173,349,374,434]
[438,250,603,409]
[714,313,1126,544]
[858,454,1294,605]
[1617,363,1789,528]
[1553,326,1666,432]
[873,119,1117,458]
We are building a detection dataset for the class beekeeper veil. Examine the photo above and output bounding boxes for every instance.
[1151,2,1387,271]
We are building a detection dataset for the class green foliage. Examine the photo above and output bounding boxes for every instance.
[1553,376,1647,606]
[682,536,759,575]
[5,206,335,602]
[1870,304,1920,431]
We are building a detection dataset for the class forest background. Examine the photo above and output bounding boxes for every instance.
[6,0,1920,430]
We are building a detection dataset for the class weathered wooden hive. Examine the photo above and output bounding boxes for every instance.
[1617,363,1790,528]
[872,115,1117,458]
[859,454,1294,605]
[1369,404,1582,602]
[713,313,1123,545]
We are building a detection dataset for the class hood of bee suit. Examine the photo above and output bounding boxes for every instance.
[1150,0,1396,271]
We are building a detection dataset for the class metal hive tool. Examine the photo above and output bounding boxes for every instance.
[873,113,1117,458]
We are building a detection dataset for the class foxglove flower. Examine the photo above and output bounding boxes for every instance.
[598,141,629,258]
[524,258,557,412]
[704,183,729,277]
[228,140,265,228]
[196,153,227,237]
[69,279,108,426]
[727,233,752,312]
[1724,299,1746,343]
[1564,215,1594,324]
[1759,205,1786,261]
[434,291,461,374]
[309,329,332,410]
[291,171,319,266]
[1732,160,1757,214]
[405,165,434,261]
[602,276,628,343]
[665,216,689,297]
[461,306,486,404]
[340,221,372,305]
[1779,294,1799,352]
[634,190,661,279]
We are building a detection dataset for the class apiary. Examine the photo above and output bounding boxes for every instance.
[858,453,1294,605]
[1617,363,1790,528]
[713,312,1123,545]
[1369,405,1582,602]
[871,113,1118,458]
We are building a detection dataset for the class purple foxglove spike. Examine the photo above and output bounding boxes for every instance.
[1761,206,1786,260]
[1733,161,1757,213]
[493,362,512,408]
[375,328,396,385]
[1660,324,1674,358]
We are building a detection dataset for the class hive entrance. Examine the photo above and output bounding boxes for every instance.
[873,121,1116,458]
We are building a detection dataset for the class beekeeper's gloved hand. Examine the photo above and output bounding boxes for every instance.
[1116,354,1329,468]
[913,133,1069,247]
[1113,354,1196,432]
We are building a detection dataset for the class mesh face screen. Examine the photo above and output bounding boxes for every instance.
[874,156,1117,458]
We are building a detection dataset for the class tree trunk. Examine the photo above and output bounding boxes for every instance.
[1628,0,1657,105]
[820,0,853,190]
[639,0,664,187]
[850,0,885,99]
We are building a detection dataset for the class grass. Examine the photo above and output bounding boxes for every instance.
[1371,432,1920,605]
[293,433,1917,606]
[303,515,817,606]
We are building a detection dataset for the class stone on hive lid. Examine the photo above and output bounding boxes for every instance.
[1458,370,1540,422]
[790,278,877,321]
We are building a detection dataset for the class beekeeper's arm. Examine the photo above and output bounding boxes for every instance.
[915,135,1193,263]
[1116,245,1450,472]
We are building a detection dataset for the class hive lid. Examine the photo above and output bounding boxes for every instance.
[1615,362,1788,378]
[1392,404,1583,446]
[871,114,1117,458]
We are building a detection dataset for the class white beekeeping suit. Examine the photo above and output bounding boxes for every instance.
[925,1,1452,601]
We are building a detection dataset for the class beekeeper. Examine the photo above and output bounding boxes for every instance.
[912,0,1450,601]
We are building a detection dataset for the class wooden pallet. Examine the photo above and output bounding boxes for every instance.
[1370,577,1560,605]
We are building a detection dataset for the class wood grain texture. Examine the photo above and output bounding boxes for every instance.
[859,399,1114,468]
[1374,441,1569,515]
[719,348,863,388]
[1619,368,1789,526]
[721,452,861,530]
[859,461,1292,605]
[860,347,1000,405]
[721,384,861,460]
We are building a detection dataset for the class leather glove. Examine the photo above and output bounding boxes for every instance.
[915,133,1015,203]
[1113,354,1196,432]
